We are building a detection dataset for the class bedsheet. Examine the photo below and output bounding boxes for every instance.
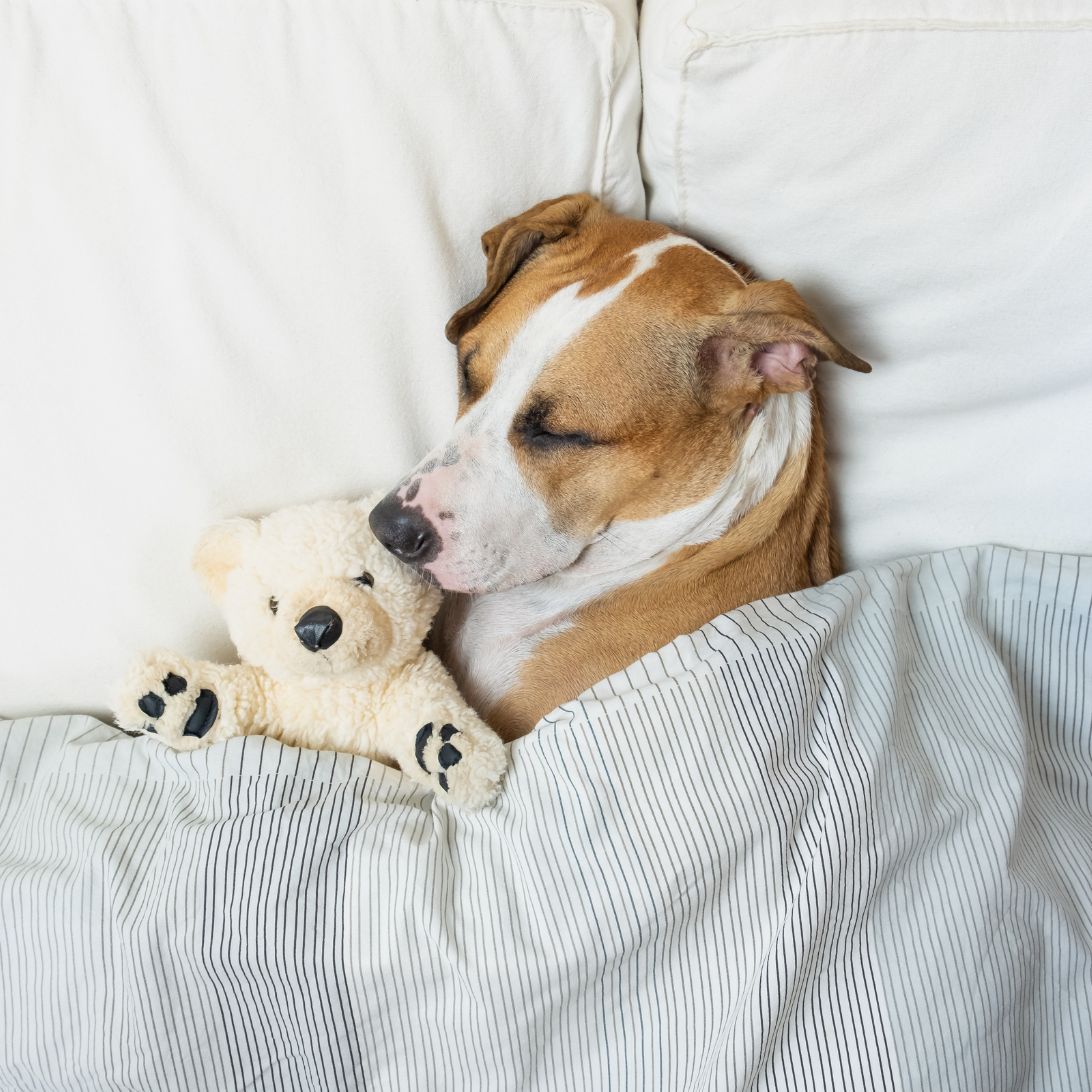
[1,546,1090,1090]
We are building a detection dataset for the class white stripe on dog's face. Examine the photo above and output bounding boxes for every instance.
[397,236,700,593]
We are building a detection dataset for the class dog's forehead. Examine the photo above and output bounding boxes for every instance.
[544,245,740,400]
[465,224,744,421]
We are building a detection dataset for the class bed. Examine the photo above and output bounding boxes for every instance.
[3,548,1091,1088]
[2,1,1091,1088]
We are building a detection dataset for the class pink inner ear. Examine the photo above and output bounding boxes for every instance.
[751,342,815,392]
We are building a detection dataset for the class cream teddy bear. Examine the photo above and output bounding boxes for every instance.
[114,495,507,809]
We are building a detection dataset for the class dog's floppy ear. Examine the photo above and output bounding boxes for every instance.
[445,193,600,343]
[192,518,259,602]
[699,279,871,401]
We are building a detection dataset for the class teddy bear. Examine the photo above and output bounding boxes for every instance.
[114,494,507,809]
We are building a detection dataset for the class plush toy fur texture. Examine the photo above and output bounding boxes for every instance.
[114,494,506,809]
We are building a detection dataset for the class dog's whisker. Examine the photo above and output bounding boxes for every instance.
[594,526,628,553]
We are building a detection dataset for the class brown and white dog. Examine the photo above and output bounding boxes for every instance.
[369,194,870,740]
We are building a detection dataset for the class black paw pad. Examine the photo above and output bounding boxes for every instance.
[138,693,165,719]
[163,673,187,696]
[183,689,218,738]
[414,721,463,792]
[438,742,462,769]
[415,723,434,772]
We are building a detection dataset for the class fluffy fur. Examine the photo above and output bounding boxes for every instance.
[114,494,506,809]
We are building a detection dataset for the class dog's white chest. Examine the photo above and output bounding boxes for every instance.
[443,591,570,713]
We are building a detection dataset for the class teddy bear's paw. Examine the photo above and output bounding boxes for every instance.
[115,653,223,750]
[413,719,507,810]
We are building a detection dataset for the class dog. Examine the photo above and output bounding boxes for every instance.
[369,194,870,739]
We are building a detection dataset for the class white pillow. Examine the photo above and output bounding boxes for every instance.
[640,0,1092,570]
[0,0,642,718]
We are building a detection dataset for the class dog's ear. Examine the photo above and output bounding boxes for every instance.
[445,193,601,343]
[699,280,871,402]
[192,518,259,602]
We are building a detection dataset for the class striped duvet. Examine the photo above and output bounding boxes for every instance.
[1,545,1090,1091]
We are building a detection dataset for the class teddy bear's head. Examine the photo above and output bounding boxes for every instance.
[192,494,441,681]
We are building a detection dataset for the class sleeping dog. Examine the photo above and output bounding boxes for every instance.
[370,194,870,739]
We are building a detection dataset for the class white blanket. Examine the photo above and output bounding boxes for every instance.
[2,546,1090,1090]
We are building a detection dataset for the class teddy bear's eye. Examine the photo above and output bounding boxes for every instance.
[355,572,374,589]
[269,596,279,615]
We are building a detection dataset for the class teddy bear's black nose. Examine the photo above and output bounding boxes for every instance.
[294,606,343,652]
[369,491,440,565]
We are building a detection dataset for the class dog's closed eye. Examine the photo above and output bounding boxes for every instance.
[458,346,479,400]
[355,572,374,588]
[523,424,598,449]
[515,401,601,451]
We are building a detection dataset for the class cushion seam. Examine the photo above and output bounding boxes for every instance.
[691,19,1092,49]
[672,18,1092,229]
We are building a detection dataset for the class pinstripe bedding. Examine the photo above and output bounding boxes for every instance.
[1,546,1090,1091]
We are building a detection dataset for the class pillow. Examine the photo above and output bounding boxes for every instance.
[0,0,642,718]
[639,0,1092,570]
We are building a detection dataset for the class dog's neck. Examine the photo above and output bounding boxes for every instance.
[441,390,833,737]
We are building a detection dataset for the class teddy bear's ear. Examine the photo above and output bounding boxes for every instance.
[192,518,258,601]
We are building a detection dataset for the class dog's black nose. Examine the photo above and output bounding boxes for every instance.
[369,492,440,564]
[294,606,343,652]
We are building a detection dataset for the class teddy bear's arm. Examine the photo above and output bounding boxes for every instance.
[373,652,507,810]
[114,651,273,750]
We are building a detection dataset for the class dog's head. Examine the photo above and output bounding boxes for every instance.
[370,195,869,595]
